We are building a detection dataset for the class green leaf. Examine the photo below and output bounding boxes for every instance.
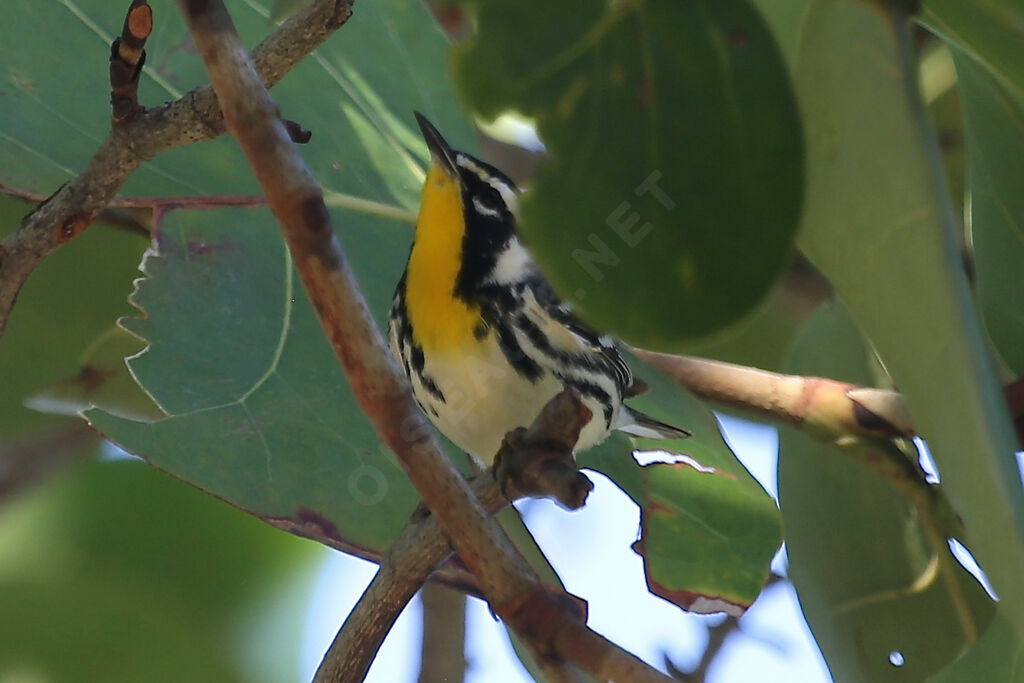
[932,611,1024,683]
[921,0,1024,98]
[674,275,819,372]
[0,460,320,683]
[451,0,804,346]
[0,195,148,439]
[581,352,782,613]
[952,49,1024,375]
[88,208,421,553]
[27,326,165,421]
[779,302,995,682]
[269,0,310,23]
[781,0,1024,633]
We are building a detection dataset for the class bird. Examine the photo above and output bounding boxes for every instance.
[388,112,690,465]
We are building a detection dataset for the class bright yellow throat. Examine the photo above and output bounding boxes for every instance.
[405,163,482,353]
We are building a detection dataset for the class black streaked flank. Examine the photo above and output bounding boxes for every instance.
[494,320,543,382]
[418,373,446,403]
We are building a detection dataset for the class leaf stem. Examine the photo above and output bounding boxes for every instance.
[321,190,416,223]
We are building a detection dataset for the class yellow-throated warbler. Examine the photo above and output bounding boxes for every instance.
[388,113,690,463]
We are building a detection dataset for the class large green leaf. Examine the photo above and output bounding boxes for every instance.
[89,207,421,554]
[450,0,804,346]
[921,0,1024,98]
[779,302,995,682]
[768,0,1024,633]
[953,49,1024,376]
[581,353,782,613]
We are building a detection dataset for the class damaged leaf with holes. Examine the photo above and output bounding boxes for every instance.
[582,349,782,613]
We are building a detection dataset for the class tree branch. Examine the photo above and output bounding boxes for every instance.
[632,348,915,441]
[174,2,670,679]
[633,348,965,541]
[313,390,593,682]
[0,0,352,339]
[313,471,507,683]
[418,584,467,683]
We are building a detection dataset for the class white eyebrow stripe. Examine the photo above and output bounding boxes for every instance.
[492,179,518,215]
[472,196,501,218]
[456,153,520,214]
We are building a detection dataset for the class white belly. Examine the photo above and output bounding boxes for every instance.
[415,337,613,464]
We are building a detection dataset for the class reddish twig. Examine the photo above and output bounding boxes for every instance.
[0,184,266,211]
[110,0,153,124]
[0,0,353,340]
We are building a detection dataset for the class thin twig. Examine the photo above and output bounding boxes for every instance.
[0,0,352,339]
[0,184,266,211]
[110,0,153,124]
[0,423,99,500]
[418,583,467,683]
[175,2,670,679]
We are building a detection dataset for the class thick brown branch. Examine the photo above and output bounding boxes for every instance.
[314,390,594,682]
[632,349,915,441]
[175,2,669,679]
[0,0,352,339]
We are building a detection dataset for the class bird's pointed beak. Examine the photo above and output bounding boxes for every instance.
[415,111,460,182]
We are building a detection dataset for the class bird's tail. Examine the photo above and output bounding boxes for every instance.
[616,407,691,440]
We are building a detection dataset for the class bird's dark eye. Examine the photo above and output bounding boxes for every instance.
[481,187,504,209]
[472,187,506,217]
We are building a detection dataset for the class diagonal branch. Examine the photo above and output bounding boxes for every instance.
[315,470,508,682]
[633,349,966,537]
[632,348,915,441]
[0,0,353,339]
[313,390,593,682]
[174,1,670,679]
